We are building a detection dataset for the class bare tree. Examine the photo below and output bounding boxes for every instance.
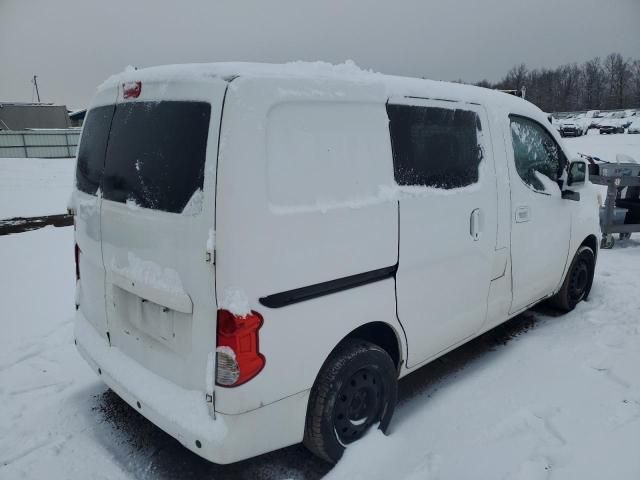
[474,79,493,89]
[472,53,639,112]
[604,53,632,109]
[631,60,640,107]
[582,57,605,110]
[503,63,529,91]
[557,64,582,111]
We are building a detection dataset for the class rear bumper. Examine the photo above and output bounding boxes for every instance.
[74,310,309,464]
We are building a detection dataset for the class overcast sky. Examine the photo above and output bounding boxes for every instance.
[1,0,639,109]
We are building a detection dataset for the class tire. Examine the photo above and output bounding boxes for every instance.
[601,234,615,249]
[551,245,595,312]
[303,339,398,464]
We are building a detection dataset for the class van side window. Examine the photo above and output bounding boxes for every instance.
[386,104,482,189]
[510,116,567,193]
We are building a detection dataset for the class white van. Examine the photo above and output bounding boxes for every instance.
[72,62,600,465]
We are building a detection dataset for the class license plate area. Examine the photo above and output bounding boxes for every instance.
[113,286,191,354]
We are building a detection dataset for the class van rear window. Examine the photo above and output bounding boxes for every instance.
[75,101,211,214]
[103,101,211,213]
[76,105,114,195]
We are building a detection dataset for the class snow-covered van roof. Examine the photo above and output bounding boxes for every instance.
[99,61,540,117]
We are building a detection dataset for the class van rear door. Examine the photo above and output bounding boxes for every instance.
[99,78,227,394]
[74,88,117,341]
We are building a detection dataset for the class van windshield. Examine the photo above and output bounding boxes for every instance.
[75,101,211,214]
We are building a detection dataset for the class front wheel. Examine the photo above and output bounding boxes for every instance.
[550,245,595,312]
[303,339,398,464]
[601,234,615,249]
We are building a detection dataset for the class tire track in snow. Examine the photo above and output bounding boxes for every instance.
[9,380,74,396]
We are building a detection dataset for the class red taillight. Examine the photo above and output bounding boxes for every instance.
[122,81,142,99]
[75,243,81,280]
[215,309,265,387]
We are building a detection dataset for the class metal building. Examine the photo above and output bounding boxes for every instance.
[0,103,71,130]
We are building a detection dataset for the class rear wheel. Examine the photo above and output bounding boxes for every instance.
[551,246,595,312]
[303,339,397,464]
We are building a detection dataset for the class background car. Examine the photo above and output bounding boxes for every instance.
[599,118,625,134]
[559,115,589,137]
[628,120,640,134]
[611,111,634,129]
[559,120,584,137]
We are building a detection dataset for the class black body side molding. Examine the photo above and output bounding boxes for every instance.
[259,264,398,308]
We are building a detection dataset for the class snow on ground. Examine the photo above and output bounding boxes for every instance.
[2,225,639,480]
[0,157,76,219]
[2,134,640,479]
[329,245,640,479]
[563,130,640,205]
[0,227,130,480]
[563,129,640,163]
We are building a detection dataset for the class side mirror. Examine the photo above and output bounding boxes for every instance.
[567,159,588,187]
[562,159,588,201]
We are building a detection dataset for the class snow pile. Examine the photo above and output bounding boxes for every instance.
[97,61,536,122]
[99,60,373,91]
[270,182,482,215]
[533,170,562,194]
[125,197,140,211]
[205,351,215,395]
[69,189,100,216]
[218,288,251,316]
[110,252,185,295]
[182,189,204,215]
[206,228,215,254]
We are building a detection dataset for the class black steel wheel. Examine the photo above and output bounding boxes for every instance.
[304,339,397,464]
[567,256,590,305]
[333,366,384,445]
[551,245,595,312]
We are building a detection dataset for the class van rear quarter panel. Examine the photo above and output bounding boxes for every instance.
[215,77,402,414]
